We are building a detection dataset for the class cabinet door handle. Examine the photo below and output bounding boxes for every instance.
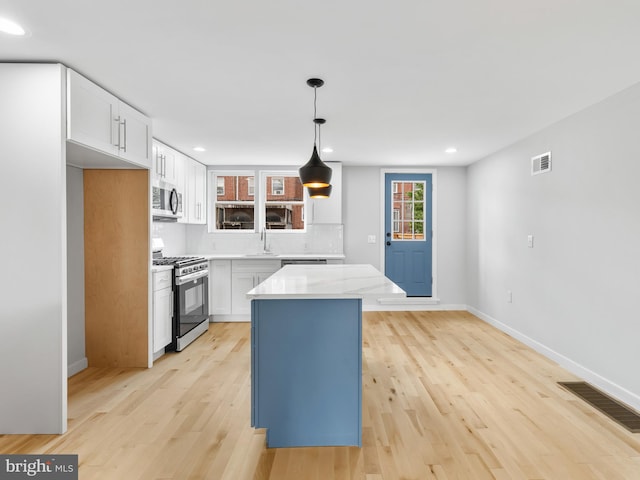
[121,118,127,152]
[114,116,121,148]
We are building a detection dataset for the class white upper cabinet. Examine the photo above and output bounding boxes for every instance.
[152,139,179,186]
[308,161,342,224]
[67,69,152,169]
[184,158,207,224]
[118,102,152,168]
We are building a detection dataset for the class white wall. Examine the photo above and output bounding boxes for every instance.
[343,166,467,306]
[467,82,640,410]
[66,166,87,376]
[152,221,187,256]
[0,64,67,433]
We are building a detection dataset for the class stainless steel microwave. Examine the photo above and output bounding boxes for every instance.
[152,182,183,221]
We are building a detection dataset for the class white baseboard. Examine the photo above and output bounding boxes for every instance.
[467,306,640,412]
[67,357,88,378]
[363,303,467,312]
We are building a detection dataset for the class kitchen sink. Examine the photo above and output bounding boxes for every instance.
[244,252,277,257]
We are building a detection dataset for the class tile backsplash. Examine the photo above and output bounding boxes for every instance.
[153,222,343,256]
[185,224,343,255]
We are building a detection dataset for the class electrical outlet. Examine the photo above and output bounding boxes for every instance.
[527,235,534,248]
[367,235,376,244]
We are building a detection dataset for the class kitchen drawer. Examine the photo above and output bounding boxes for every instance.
[153,270,172,291]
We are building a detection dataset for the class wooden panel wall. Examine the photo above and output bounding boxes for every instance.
[84,170,149,367]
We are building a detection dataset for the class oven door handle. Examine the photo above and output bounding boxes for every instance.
[176,269,209,285]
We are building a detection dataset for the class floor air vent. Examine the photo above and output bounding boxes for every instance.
[531,151,551,175]
[559,382,640,433]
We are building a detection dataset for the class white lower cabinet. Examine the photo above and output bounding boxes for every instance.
[231,260,281,316]
[231,272,257,316]
[210,259,280,320]
[153,270,173,355]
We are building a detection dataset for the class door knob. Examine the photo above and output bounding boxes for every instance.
[386,232,391,237]
[386,241,391,246]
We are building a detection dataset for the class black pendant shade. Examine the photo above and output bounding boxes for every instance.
[299,145,332,188]
[308,184,332,199]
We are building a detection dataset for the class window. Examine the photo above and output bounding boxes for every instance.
[209,170,306,232]
[212,173,255,230]
[264,173,304,230]
[271,177,284,195]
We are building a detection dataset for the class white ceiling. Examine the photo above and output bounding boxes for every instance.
[2,1,640,167]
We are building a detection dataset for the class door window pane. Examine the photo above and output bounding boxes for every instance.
[390,180,426,240]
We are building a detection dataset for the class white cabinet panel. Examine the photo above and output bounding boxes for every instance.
[117,101,151,167]
[210,260,232,315]
[153,287,172,353]
[184,158,207,224]
[152,270,173,354]
[67,70,119,157]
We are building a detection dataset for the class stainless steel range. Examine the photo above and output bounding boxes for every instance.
[153,255,209,351]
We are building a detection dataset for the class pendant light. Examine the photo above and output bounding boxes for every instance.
[308,184,332,198]
[299,78,332,188]
[307,117,332,198]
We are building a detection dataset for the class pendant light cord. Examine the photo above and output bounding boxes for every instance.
[313,86,318,146]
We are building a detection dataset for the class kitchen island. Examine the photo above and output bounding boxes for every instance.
[247,264,405,448]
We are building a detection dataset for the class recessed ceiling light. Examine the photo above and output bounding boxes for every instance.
[193,146,206,152]
[0,17,26,36]
[445,147,457,154]
[321,147,333,154]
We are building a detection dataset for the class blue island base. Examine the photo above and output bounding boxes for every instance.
[251,298,362,448]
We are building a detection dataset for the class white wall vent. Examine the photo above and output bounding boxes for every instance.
[531,151,552,175]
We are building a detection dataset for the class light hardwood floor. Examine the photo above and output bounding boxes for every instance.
[1,311,639,479]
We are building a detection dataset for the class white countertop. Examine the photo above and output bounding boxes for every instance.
[190,253,346,260]
[151,265,173,273]
[246,264,406,300]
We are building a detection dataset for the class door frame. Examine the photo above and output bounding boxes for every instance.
[380,168,438,299]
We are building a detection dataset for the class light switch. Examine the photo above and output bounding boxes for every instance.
[527,235,534,248]
[367,235,376,244]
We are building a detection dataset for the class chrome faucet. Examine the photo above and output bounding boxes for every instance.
[261,227,268,252]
